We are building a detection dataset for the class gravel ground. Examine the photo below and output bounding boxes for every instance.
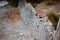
[0,8,32,40]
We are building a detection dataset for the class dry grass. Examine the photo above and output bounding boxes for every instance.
[7,8,22,20]
[35,3,56,17]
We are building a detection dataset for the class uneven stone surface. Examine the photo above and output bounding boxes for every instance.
[19,2,53,40]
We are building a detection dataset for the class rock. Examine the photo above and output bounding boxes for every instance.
[19,1,51,39]
[53,18,60,40]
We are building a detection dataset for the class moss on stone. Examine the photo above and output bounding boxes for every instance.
[47,12,59,30]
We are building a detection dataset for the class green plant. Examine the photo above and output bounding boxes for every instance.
[47,12,59,30]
